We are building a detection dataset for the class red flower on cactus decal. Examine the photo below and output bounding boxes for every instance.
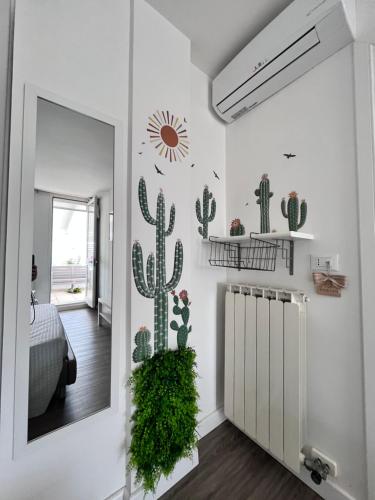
[171,290,176,296]
[231,218,240,229]
[179,290,188,301]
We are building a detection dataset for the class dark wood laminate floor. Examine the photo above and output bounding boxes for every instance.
[28,307,111,441]
[161,420,322,500]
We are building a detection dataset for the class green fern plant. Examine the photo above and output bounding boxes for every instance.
[129,348,198,493]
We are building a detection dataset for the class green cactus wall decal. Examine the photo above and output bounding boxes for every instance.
[281,191,307,231]
[230,218,246,236]
[132,177,183,353]
[132,327,152,363]
[255,174,273,233]
[196,185,216,239]
[170,290,192,349]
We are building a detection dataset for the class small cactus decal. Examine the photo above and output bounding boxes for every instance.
[133,327,152,363]
[132,177,183,354]
[255,174,273,233]
[170,290,192,349]
[196,185,216,239]
[230,218,245,236]
[281,191,307,231]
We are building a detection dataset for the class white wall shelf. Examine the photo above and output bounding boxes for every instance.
[205,232,315,275]
[204,231,314,244]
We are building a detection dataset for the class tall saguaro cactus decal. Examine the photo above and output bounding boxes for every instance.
[196,185,216,239]
[132,177,183,353]
[255,174,273,233]
[281,191,307,231]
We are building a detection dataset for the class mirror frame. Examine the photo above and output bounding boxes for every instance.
[8,84,125,457]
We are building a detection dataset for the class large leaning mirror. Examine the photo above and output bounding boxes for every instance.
[28,97,114,441]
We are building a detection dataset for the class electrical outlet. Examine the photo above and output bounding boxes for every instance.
[310,254,340,272]
[311,448,338,477]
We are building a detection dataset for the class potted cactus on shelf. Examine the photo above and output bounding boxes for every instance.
[230,218,246,236]
[281,191,307,231]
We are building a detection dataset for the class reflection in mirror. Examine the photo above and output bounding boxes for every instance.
[28,98,114,441]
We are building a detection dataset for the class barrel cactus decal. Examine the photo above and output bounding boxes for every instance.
[132,327,152,363]
[170,290,192,349]
[196,185,216,239]
[255,174,273,233]
[132,177,183,353]
[230,218,246,236]
[281,191,307,231]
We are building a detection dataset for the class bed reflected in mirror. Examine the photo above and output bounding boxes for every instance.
[28,98,114,441]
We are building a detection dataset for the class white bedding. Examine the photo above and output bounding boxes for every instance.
[29,304,68,418]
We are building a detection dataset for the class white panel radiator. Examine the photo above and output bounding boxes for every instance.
[224,284,307,473]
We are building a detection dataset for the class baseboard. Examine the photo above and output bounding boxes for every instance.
[105,487,125,500]
[197,406,226,439]
[299,469,357,500]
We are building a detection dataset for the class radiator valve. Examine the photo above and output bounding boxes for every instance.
[303,457,331,485]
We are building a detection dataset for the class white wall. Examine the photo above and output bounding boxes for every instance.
[226,45,366,500]
[1,1,129,499]
[128,3,228,497]
[33,190,53,304]
[129,2,194,496]
[353,41,375,500]
[190,65,227,426]
[130,0,191,367]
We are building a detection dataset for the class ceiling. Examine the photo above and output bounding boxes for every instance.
[35,99,114,198]
[146,0,294,78]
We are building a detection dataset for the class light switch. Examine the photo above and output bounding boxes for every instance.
[310,254,340,272]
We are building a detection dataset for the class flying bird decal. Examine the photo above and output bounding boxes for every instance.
[154,164,165,176]
[283,153,296,159]
[213,170,220,180]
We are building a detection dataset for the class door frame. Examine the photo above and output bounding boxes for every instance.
[2,83,125,458]
[85,196,98,309]
[50,195,89,309]
[354,42,375,500]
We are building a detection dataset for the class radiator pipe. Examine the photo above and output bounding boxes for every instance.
[300,452,331,485]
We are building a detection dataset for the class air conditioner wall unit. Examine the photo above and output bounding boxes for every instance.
[212,0,355,123]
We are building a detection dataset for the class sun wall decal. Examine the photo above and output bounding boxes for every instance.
[147,111,189,163]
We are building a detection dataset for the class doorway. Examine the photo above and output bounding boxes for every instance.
[50,197,93,308]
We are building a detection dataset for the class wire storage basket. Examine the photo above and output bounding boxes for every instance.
[208,233,278,271]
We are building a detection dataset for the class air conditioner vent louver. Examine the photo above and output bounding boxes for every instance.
[231,107,248,120]
[231,102,258,120]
